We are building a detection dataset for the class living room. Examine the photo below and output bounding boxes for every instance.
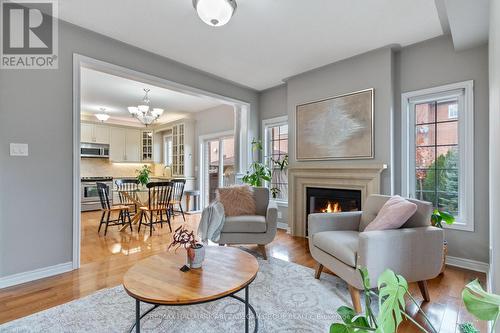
[1,0,499,332]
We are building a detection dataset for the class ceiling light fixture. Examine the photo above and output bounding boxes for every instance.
[193,0,237,27]
[128,88,164,126]
[95,108,110,122]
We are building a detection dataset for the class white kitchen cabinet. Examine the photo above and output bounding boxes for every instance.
[171,121,194,177]
[81,123,94,143]
[125,129,141,162]
[109,127,141,162]
[81,123,110,144]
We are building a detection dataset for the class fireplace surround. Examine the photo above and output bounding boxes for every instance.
[288,164,387,237]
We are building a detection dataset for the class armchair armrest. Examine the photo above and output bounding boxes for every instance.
[357,226,444,288]
[308,211,362,236]
[266,200,278,234]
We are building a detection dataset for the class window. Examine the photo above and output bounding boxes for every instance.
[402,81,474,231]
[263,116,288,202]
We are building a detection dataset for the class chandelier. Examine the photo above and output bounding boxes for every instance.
[95,107,110,122]
[128,88,164,126]
[193,0,237,27]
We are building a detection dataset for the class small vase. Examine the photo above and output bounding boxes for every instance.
[187,244,205,269]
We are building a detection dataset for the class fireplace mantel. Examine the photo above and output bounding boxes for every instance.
[288,163,387,237]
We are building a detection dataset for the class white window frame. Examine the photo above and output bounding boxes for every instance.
[401,80,474,232]
[262,115,289,204]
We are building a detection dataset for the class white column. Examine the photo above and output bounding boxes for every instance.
[489,0,500,309]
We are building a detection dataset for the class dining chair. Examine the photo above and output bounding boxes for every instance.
[96,182,132,236]
[170,178,186,221]
[115,179,140,215]
[138,181,173,236]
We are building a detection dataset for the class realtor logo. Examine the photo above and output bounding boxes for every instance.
[1,0,58,69]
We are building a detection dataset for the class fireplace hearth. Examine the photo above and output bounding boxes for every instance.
[306,187,362,234]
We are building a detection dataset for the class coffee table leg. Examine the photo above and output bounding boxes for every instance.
[136,299,141,333]
[245,286,249,333]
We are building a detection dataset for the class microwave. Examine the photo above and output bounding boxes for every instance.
[81,143,110,158]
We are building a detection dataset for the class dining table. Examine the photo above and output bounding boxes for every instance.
[116,188,153,232]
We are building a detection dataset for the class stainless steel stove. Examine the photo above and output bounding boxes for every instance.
[81,176,113,211]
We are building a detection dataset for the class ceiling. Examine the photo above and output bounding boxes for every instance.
[59,0,444,90]
[80,67,225,126]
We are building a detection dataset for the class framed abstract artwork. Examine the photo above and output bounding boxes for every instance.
[295,88,374,160]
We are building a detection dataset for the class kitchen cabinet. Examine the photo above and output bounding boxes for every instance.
[141,130,153,161]
[109,127,141,162]
[171,121,194,177]
[81,123,109,144]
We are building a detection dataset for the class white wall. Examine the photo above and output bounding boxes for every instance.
[489,0,500,298]
[0,21,258,278]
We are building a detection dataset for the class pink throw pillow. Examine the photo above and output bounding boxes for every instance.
[216,185,257,217]
[364,196,417,232]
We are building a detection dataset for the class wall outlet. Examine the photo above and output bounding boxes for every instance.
[10,143,29,156]
[277,211,283,219]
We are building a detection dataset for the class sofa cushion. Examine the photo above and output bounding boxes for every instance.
[216,185,256,216]
[313,231,359,267]
[221,215,267,233]
[364,196,417,232]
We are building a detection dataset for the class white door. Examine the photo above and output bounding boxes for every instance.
[125,129,141,162]
[81,123,94,143]
[94,125,110,144]
[110,127,126,162]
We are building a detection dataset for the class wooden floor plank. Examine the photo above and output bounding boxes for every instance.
[0,211,488,332]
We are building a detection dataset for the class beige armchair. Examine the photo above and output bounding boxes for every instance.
[218,187,278,259]
[308,194,444,312]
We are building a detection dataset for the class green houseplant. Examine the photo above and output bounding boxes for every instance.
[461,279,500,333]
[136,164,152,186]
[242,139,288,199]
[430,209,456,274]
[330,268,437,333]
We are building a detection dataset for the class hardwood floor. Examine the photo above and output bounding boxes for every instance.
[0,211,487,332]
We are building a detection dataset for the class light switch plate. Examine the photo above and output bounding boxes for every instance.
[10,143,29,156]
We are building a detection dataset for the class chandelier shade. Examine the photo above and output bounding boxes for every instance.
[128,89,164,126]
[95,108,110,122]
[193,0,237,27]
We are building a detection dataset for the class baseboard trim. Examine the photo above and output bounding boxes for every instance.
[0,262,73,289]
[446,256,489,273]
[277,222,290,232]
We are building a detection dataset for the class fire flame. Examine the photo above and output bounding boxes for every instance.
[321,201,341,213]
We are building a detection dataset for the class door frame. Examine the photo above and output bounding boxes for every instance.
[72,54,250,270]
[198,130,235,208]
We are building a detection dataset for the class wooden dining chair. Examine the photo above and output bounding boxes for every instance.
[170,178,186,222]
[115,179,140,215]
[96,182,132,236]
[138,181,173,236]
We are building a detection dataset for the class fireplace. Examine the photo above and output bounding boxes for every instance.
[306,187,362,234]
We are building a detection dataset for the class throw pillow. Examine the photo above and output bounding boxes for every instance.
[364,195,417,232]
[216,185,257,217]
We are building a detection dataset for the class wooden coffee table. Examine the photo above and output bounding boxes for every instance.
[123,246,259,333]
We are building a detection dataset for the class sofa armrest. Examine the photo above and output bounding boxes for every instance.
[357,226,444,288]
[308,211,362,236]
[266,200,278,234]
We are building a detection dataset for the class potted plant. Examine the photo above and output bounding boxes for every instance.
[168,226,205,270]
[136,164,152,187]
[430,209,456,274]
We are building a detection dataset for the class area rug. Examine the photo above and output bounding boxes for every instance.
[0,258,354,333]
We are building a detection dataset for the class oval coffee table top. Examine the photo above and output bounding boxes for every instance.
[123,246,259,305]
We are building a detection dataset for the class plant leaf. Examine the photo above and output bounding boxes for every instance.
[337,306,357,324]
[330,323,351,333]
[439,211,455,224]
[359,267,371,290]
[462,279,500,321]
[376,270,408,333]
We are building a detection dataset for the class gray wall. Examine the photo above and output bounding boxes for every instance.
[0,21,258,277]
[286,47,394,194]
[489,0,500,295]
[260,85,287,120]
[259,35,490,263]
[397,36,489,263]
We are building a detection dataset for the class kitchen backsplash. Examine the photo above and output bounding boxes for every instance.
[81,158,166,178]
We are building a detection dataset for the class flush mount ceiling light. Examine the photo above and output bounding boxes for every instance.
[128,88,164,126]
[193,0,237,27]
[95,108,110,122]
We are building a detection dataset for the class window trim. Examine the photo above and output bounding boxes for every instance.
[401,80,474,232]
[262,116,288,204]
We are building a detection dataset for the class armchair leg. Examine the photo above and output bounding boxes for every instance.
[417,280,431,302]
[348,285,362,313]
[257,244,268,260]
[314,263,323,279]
